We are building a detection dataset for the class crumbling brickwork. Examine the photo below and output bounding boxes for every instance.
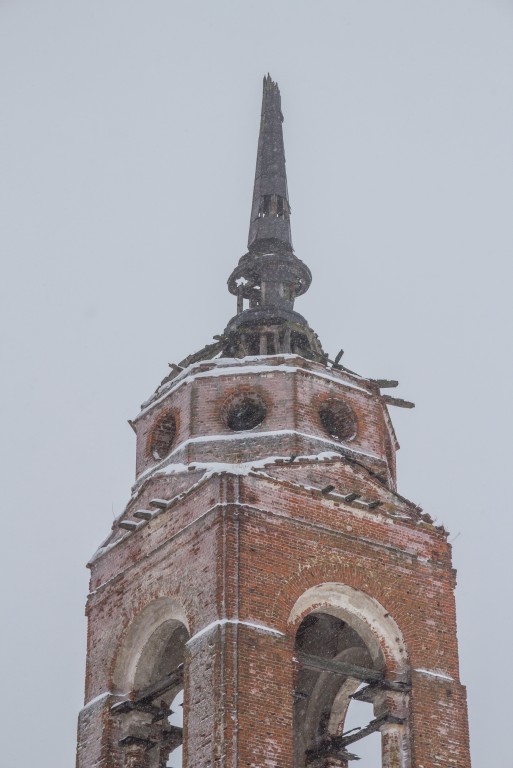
[76,75,471,768]
[77,355,471,768]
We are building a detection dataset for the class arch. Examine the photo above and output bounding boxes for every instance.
[289,584,410,768]
[288,582,408,673]
[112,596,189,694]
[112,597,190,768]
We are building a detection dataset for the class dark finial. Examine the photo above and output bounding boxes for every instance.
[247,75,292,252]
[223,77,323,363]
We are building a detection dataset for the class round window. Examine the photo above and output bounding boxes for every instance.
[318,399,357,442]
[149,412,177,460]
[224,392,267,432]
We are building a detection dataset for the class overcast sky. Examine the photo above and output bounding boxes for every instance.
[1,1,512,766]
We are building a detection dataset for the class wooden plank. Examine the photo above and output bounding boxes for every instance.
[306,714,405,761]
[382,395,415,409]
[350,680,410,703]
[375,379,399,388]
[134,509,153,520]
[112,667,184,715]
[135,666,184,703]
[119,520,139,531]
[297,652,384,683]
[338,714,404,748]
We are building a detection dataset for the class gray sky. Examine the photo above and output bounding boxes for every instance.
[1,1,512,765]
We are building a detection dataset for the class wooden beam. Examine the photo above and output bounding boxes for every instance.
[297,652,384,683]
[134,509,153,520]
[134,665,184,703]
[375,379,399,388]
[306,748,360,765]
[111,667,184,716]
[383,395,415,409]
[119,520,139,531]
[149,498,170,510]
[337,714,405,748]
[350,680,410,703]
[306,714,405,761]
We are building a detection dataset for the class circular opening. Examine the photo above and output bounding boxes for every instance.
[149,412,177,460]
[224,392,267,432]
[318,399,357,442]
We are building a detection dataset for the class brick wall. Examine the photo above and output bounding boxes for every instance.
[77,356,471,768]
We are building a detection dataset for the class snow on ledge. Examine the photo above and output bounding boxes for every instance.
[81,690,126,710]
[414,668,454,682]
[187,618,285,645]
[137,357,370,420]
[134,431,380,486]
[88,531,131,566]
[159,450,341,477]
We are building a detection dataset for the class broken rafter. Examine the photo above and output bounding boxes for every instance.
[134,666,184,704]
[311,716,404,759]
[149,498,170,510]
[306,713,405,761]
[119,520,140,531]
[382,395,415,409]
[350,680,410,703]
[167,363,184,374]
[112,665,185,716]
[330,348,345,370]
[178,339,225,369]
[306,748,361,765]
[375,379,399,388]
[297,652,384,683]
[338,713,405,748]
[134,509,153,520]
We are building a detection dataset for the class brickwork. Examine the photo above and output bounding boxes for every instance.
[133,356,398,492]
[77,354,471,768]
[77,76,471,768]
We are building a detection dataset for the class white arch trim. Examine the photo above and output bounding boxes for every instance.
[112,596,189,692]
[288,582,408,671]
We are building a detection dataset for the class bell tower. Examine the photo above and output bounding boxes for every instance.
[76,76,472,768]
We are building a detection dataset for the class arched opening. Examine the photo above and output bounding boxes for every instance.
[112,600,190,768]
[294,611,383,767]
[290,585,411,768]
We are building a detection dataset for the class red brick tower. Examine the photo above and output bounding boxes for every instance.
[76,76,471,768]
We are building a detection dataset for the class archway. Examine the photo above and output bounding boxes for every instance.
[112,599,189,768]
[289,584,411,768]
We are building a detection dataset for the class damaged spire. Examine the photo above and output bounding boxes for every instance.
[224,76,324,361]
[248,74,293,252]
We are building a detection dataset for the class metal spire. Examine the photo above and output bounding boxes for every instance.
[248,74,293,252]
[223,76,324,361]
